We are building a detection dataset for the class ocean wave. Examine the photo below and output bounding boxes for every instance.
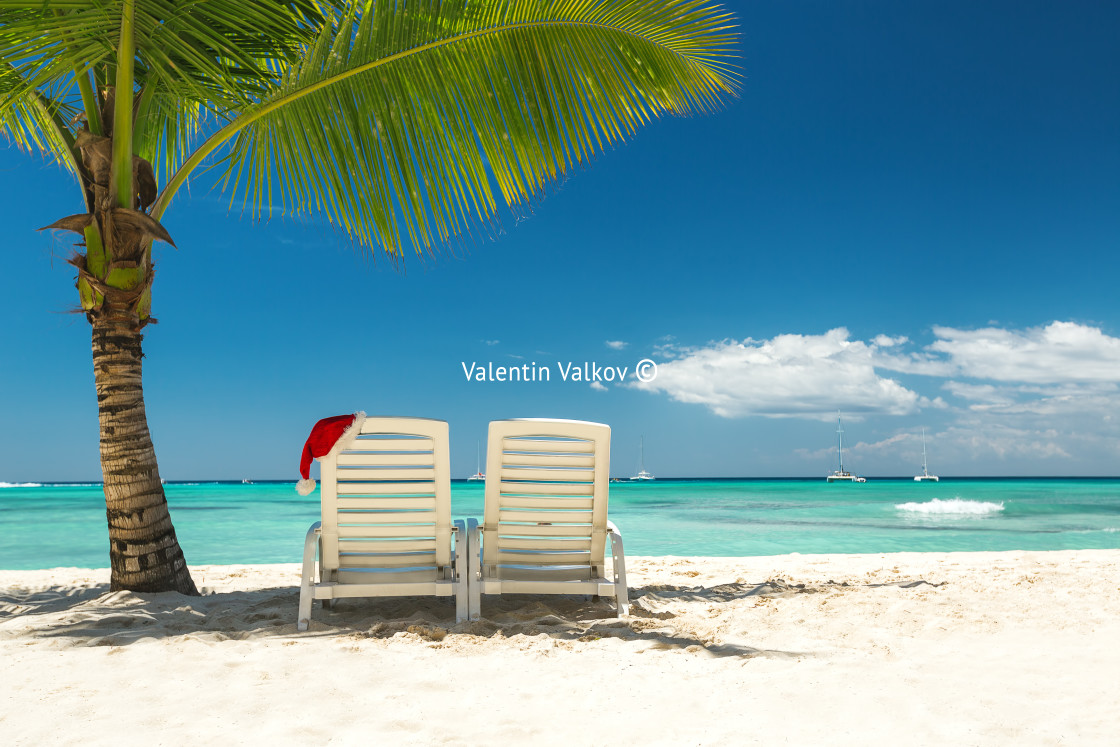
[0,482,43,488]
[895,498,1005,515]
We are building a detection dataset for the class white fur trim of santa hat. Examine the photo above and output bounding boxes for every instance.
[295,411,367,495]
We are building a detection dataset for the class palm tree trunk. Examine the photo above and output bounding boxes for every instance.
[92,306,198,594]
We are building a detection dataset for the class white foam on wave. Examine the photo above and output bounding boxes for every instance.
[0,482,42,488]
[895,497,1005,515]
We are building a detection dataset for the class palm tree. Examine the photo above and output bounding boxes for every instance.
[0,0,737,593]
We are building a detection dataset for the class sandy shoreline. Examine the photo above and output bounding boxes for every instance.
[2,550,1117,745]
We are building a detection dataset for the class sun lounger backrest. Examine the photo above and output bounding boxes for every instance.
[482,419,611,579]
[318,417,451,575]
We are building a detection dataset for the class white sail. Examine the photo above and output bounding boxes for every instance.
[827,411,865,482]
[914,428,939,482]
[467,440,485,481]
[631,436,655,481]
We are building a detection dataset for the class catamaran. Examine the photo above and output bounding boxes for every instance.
[827,411,866,482]
[914,428,939,482]
[631,436,655,481]
[467,441,485,481]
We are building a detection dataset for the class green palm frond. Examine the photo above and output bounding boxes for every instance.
[0,6,120,113]
[4,0,738,260]
[0,60,80,174]
[131,90,203,185]
[0,1,326,111]
[181,0,738,256]
[0,1,329,182]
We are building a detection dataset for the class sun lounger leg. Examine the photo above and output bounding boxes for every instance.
[467,519,481,620]
[298,522,322,631]
[317,534,334,610]
[607,521,629,616]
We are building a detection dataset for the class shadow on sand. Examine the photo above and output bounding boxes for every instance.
[0,577,863,660]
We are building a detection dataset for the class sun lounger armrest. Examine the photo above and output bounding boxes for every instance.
[606,521,629,617]
[466,518,481,621]
[452,520,469,623]
[302,522,322,574]
[297,522,323,631]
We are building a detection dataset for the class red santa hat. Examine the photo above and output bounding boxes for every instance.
[295,411,367,495]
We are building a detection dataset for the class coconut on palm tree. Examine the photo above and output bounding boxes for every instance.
[0,0,738,593]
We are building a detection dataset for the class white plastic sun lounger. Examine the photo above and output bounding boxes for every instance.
[467,418,628,620]
[298,417,472,630]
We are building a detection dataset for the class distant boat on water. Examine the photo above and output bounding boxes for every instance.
[827,411,866,483]
[467,441,485,481]
[914,428,939,482]
[631,436,655,481]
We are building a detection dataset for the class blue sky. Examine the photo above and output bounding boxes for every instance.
[3,0,1120,481]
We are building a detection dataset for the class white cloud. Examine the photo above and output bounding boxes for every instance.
[590,381,607,392]
[930,321,1120,384]
[630,328,920,419]
[628,321,1120,471]
[869,350,957,378]
[483,339,500,346]
[942,381,1015,404]
[951,383,1120,417]
[795,431,912,462]
[605,340,628,350]
[855,388,1120,471]
[928,323,1120,452]
[936,423,1072,460]
[923,396,950,410]
[839,424,1074,464]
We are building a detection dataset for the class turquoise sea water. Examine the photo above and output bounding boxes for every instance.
[1,478,1118,570]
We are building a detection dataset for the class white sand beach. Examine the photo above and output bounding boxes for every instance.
[2,550,1117,745]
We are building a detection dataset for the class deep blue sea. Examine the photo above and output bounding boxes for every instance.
[1,478,1118,570]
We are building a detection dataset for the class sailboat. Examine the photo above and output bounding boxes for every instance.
[826,411,866,483]
[631,436,655,481]
[914,428,939,482]
[467,441,485,481]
